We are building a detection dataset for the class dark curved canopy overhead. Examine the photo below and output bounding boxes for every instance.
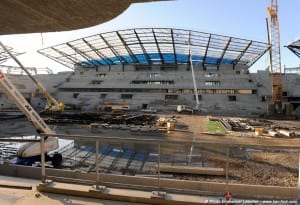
[0,0,159,34]
[287,39,300,59]
[38,28,270,69]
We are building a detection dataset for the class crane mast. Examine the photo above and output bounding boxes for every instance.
[267,0,283,113]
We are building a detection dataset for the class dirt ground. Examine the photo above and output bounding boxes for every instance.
[173,114,300,187]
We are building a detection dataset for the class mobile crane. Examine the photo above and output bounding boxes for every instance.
[0,42,64,112]
[0,43,62,167]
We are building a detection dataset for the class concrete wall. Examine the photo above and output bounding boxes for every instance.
[0,164,297,200]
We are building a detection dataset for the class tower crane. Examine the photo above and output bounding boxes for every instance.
[266,0,284,114]
[0,42,64,112]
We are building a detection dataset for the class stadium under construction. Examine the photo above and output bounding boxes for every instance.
[0,1,300,205]
[0,28,299,117]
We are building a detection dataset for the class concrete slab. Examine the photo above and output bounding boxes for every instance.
[37,181,217,205]
[0,175,147,205]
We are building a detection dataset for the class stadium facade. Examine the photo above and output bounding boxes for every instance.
[1,28,300,115]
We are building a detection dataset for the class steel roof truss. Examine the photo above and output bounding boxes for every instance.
[233,41,252,68]
[50,47,78,65]
[82,38,113,65]
[152,29,164,64]
[202,34,212,67]
[134,29,151,64]
[99,34,126,64]
[216,37,232,68]
[66,43,99,67]
[116,31,139,64]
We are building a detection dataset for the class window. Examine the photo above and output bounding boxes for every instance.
[121,94,133,99]
[160,64,177,71]
[165,95,178,100]
[96,73,107,78]
[131,80,174,85]
[205,81,220,86]
[228,95,236,101]
[205,73,218,78]
[91,80,102,84]
[282,91,288,97]
[73,93,80,98]
[100,94,107,99]
[136,65,151,71]
[147,72,160,78]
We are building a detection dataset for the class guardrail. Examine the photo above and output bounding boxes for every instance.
[0,134,300,200]
[33,133,300,200]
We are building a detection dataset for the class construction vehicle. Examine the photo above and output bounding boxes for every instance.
[0,42,64,112]
[176,105,195,114]
[0,68,62,167]
[0,43,63,166]
[266,0,294,118]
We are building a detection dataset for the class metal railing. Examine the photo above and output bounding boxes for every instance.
[35,132,300,199]
[0,134,299,199]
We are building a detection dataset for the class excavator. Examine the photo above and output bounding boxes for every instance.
[0,43,62,167]
[0,42,64,112]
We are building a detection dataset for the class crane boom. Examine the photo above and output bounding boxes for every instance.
[188,33,200,110]
[0,41,59,158]
[0,69,58,157]
[0,70,53,134]
[267,0,283,112]
[0,42,64,112]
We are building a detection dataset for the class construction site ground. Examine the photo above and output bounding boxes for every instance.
[173,115,300,187]
[0,112,300,188]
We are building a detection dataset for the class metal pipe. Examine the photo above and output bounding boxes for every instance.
[225,146,229,191]
[96,139,100,189]
[158,141,161,190]
[0,138,39,143]
[298,151,300,201]
[40,136,46,183]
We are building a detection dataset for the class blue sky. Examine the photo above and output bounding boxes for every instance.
[1,0,299,73]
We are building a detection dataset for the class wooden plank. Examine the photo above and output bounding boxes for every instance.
[159,165,224,176]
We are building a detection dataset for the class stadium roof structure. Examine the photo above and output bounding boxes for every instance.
[287,39,300,58]
[38,28,270,69]
[0,45,23,64]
